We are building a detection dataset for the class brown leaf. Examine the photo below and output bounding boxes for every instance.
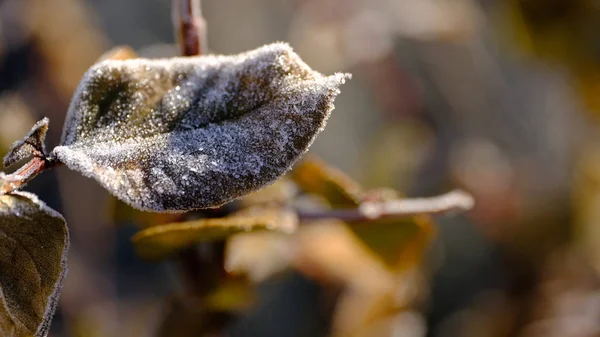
[225,231,295,282]
[132,207,298,260]
[53,43,350,212]
[112,198,184,228]
[350,216,435,270]
[0,192,69,337]
[97,46,139,62]
[290,156,362,208]
[294,220,395,292]
[3,119,49,168]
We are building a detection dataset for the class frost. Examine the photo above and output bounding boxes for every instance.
[0,191,69,337]
[53,43,350,212]
[3,118,49,168]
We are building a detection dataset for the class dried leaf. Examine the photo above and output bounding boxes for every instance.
[238,178,297,207]
[294,220,395,292]
[3,118,49,168]
[0,192,69,337]
[290,156,362,208]
[351,189,436,269]
[350,216,434,270]
[225,231,295,282]
[53,43,350,212]
[112,198,183,228]
[132,207,298,260]
[204,278,255,312]
[97,45,139,62]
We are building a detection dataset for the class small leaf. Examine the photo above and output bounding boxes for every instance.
[225,231,294,282]
[132,207,298,260]
[97,45,139,62]
[112,198,184,228]
[352,189,436,269]
[3,118,49,168]
[350,216,434,270]
[0,192,69,337]
[290,156,362,208]
[53,43,350,212]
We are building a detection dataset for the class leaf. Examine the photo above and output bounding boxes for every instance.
[290,156,362,208]
[225,231,295,282]
[132,207,298,260]
[3,118,49,168]
[112,198,184,228]
[351,189,436,269]
[350,216,435,270]
[0,191,69,337]
[97,45,139,62]
[238,178,297,208]
[294,220,395,292]
[53,43,350,212]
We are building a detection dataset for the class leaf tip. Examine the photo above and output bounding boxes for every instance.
[3,118,49,168]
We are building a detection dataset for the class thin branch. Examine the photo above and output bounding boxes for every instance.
[172,0,207,56]
[297,189,474,223]
[0,157,62,195]
[169,2,233,334]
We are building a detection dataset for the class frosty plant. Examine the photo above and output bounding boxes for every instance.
[0,1,474,336]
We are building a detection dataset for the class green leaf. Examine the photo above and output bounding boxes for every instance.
[132,207,298,260]
[0,192,69,337]
[53,43,350,212]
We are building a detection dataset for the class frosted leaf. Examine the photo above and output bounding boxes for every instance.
[0,192,69,337]
[3,118,49,168]
[53,43,350,212]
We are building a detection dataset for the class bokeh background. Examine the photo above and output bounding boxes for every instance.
[1,0,600,336]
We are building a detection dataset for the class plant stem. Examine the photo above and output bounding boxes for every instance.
[297,189,474,222]
[172,0,207,56]
[169,2,233,335]
[0,157,62,195]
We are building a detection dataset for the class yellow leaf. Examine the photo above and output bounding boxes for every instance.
[350,216,435,271]
[132,207,298,260]
[238,178,297,207]
[294,220,396,293]
[112,198,183,228]
[290,156,362,208]
[225,231,294,282]
[204,278,255,312]
[97,45,139,62]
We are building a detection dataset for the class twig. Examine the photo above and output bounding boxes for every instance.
[168,1,233,335]
[297,190,474,222]
[0,157,62,195]
[172,0,207,56]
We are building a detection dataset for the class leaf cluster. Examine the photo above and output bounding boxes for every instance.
[0,43,348,336]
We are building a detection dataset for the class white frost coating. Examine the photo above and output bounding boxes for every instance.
[53,43,350,212]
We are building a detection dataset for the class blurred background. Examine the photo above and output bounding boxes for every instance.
[1,0,600,336]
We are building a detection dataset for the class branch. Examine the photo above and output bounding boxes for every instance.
[168,2,233,334]
[0,157,62,195]
[297,190,474,223]
[172,0,207,56]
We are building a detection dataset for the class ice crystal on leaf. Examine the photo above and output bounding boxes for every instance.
[53,43,350,212]
[0,192,68,337]
[3,118,49,168]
